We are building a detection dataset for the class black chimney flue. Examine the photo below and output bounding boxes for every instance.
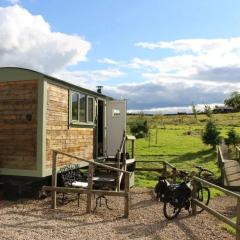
[96,86,103,94]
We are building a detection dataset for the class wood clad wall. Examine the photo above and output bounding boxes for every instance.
[0,80,38,170]
[46,83,94,168]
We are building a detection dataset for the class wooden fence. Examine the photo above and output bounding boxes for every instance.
[236,146,240,161]
[135,160,177,183]
[217,146,225,186]
[191,176,240,240]
[42,150,130,217]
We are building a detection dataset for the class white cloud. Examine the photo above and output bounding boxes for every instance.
[55,68,125,89]
[98,58,119,65]
[134,38,240,79]
[0,5,91,74]
[135,38,240,53]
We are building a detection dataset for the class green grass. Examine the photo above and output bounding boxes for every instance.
[222,217,236,235]
[127,112,240,188]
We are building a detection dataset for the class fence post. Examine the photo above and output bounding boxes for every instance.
[86,162,94,213]
[116,150,121,191]
[236,197,240,240]
[124,172,130,218]
[191,178,197,216]
[163,162,167,177]
[51,151,57,209]
[172,167,177,184]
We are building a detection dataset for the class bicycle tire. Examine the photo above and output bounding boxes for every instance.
[163,202,181,220]
[196,186,210,214]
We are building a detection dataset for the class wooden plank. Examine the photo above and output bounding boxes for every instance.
[194,176,240,198]
[53,150,129,174]
[135,168,163,172]
[86,163,93,213]
[124,172,130,218]
[193,199,239,231]
[42,186,127,197]
[136,160,164,163]
[51,151,57,209]
[236,198,240,240]
[191,179,197,215]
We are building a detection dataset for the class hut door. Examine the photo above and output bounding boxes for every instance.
[106,100,126,156]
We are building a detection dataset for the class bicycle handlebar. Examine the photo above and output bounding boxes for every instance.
[195,165,214,175]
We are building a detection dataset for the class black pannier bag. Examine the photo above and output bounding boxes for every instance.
[155,177,171,202]
[155,177,191,205]
[170,182,192,208]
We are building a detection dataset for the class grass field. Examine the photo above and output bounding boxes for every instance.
[127,112,240,193]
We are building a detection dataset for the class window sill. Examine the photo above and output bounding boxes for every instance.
[69,122,95,128]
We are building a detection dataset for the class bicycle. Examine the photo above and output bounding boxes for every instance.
[155,166,214,220]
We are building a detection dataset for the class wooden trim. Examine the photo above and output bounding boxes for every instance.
[0,168,40,177]
[37,78,47,177]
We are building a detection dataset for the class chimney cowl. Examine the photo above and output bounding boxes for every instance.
[96,86,103,94]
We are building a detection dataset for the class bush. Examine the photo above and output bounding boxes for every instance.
[130,120,149,138]
[225,128,240,147]
[202,121,221,149]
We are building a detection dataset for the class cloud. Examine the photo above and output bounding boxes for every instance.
[98,58,119,65]
[0,5,91,74]
[134,38,240,79]
[55,68,125,89]
[1,0,20,4]
[135,38,240,53]
[103,76,240,110]
[193,67,240,82]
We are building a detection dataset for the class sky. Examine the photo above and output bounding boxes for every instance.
[0,0,240,113]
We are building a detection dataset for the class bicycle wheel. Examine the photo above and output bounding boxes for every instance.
[196,186,210,214]
[163,202,181,220]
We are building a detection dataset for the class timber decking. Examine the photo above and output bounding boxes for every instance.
[219,144,240,190]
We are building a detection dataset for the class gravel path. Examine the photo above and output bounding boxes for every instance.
[0,188,235,240]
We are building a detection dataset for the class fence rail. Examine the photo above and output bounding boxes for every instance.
[43,150,130,217]
[192,176,240,240]
[135,160,177,183]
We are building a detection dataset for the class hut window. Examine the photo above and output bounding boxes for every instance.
[71,92,79,121]
[79,93,86,122]
[70,91,95,125]
[88,97,94,122]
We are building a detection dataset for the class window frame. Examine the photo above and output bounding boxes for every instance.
[69,90,95,126]
[87,96,95,123]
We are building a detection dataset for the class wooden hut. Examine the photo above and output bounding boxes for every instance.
[0,67,134,197]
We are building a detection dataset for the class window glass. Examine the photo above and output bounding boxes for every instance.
[71,93,79,121]
[80,93,86,122]
[88,97,94,122]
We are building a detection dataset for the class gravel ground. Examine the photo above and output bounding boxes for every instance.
[0,188,236,240]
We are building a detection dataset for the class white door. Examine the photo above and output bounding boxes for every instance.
[106,100,127,156]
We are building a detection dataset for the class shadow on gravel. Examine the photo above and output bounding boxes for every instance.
[114,215,200,240]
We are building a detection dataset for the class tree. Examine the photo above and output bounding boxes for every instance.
[225,128,240,147]
[204,105,212,118]
[202,121,221,149]
[224,91,240,111]
[192,102,198,121]
[130,120,149,138]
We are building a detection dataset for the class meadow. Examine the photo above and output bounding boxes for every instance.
[127,112,240,189]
